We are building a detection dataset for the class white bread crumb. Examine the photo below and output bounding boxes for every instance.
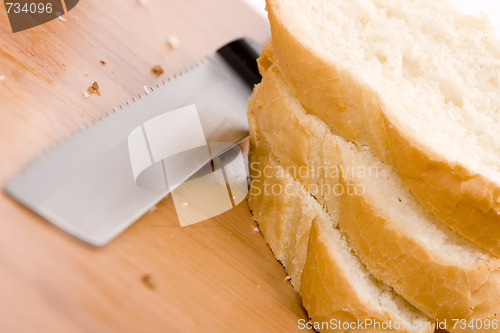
[166,35,180,50]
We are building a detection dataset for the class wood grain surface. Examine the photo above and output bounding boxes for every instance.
[0,1,312,332]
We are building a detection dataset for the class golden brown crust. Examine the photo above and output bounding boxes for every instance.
[339,172,498,321]
[247,117,315,290]
[267,0,500,257]
[302,218,433,333]
[249,60,500,323]
[248,137,433,332]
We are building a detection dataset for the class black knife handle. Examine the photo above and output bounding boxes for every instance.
[217,38,262,87]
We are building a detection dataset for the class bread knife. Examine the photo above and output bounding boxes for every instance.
[4,38,261,246]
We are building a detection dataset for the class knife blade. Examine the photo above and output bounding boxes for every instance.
[4,38,261,246]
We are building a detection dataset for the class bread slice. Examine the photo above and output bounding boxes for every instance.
[248,140,433,332]
[248,50,500,328]
[266,0,500,257]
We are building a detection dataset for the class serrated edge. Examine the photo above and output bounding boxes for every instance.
[8,59,205,179]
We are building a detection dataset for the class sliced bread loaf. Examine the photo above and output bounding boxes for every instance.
[266,0,500,257]
[248,140,433,332]
[248,51,500,328]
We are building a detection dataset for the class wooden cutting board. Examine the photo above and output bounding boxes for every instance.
[0,1,313,331]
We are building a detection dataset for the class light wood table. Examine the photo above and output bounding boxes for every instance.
[0,0,311,331]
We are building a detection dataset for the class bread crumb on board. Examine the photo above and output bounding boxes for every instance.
[166,35,180,50]
[88,81,101,96]
[285,276,291,281]
[100,60,106,65]
[151,65,164,76]
[57,16,67,22]
[82,91,90,98]
[253,227,259,232]
[142,274,157,289]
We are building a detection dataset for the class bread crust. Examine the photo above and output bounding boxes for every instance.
[247,139,315,289]
[248,61,500,324]
[266,0,500,257]
[340,173,500,321]
[248,140,433,333]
